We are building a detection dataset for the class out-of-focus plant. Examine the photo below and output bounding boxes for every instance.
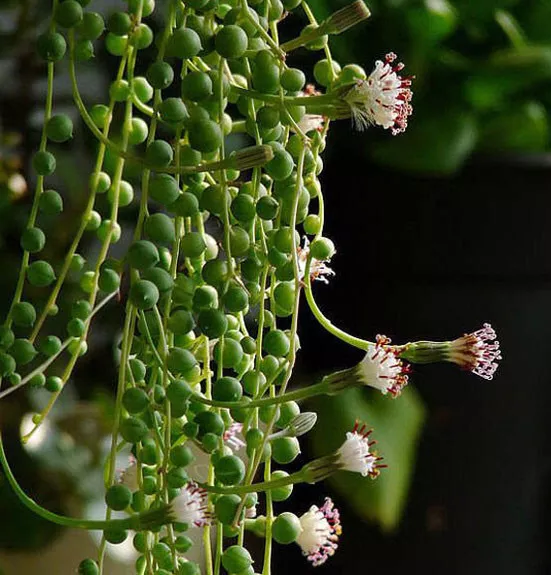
[316,0,551,173]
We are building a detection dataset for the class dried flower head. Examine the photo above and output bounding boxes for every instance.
[449,323,502,380]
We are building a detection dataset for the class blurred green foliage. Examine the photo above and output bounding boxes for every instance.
[316,0,551,173]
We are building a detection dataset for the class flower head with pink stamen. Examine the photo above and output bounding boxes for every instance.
[343,52,413,134]
[336,422,384,478]
[171,482,211,528]
[296,497,342,567]
[322,335,411,397]
[360,335,411,397]
[223,422,246,452]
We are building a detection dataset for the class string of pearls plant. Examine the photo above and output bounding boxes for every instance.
[0,0,502,574]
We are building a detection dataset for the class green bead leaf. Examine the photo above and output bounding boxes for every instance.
[309,386,425,532]
[477,101,549,153]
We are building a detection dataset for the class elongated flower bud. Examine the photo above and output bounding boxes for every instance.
[190,145,274,173]
[281,1,370,52]
[269,412,318,441]
[326,1,371,34]
[231,144,274,170]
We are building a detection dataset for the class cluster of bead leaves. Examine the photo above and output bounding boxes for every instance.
[0,0,503,574]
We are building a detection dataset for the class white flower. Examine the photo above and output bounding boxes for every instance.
[343,52,413,134]
[172,483,210,528]
[336,422,383,478]
[223,422,246,452]
[297,113,325,134]
[293,84,326,135]
[297,237,335,285]
[296,498,341,567]
[245,504,257,519]
[119,455,139,492]
[449,323,502,380]
[359,334,410,397]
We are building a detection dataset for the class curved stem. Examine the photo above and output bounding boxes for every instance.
[304,259,371,351]
[0,433,138,531]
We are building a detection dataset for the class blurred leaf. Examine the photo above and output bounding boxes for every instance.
[465,47,551,110]
[407,0,458,46]
[309,386,425,532]
[495,10,527,48]
[453,0,520,22]
[478,101,548,152]
[519,0,551,44]
[370,108,478,174]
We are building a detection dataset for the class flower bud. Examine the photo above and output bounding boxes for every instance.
[326,1,371,34]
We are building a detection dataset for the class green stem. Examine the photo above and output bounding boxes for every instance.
[5,47,56,328]
[0,292,117,400]
[231,85,338,108]
[241,0,285,59]
[280,21,331,53]
[0,433,139,531]
[304,259,371,350]
[200,469,306,495]
[262,456,273,575]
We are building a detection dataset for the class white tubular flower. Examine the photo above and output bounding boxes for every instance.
[223,422,246,452]
[297,237,335,285]
[296,498,342,567]
[449,323,502,380]
[336,422,384,478]
[360,335,410,397]
[343,52,413,134]
[171,483,211,528]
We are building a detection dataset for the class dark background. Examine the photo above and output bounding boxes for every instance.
[277,142,551,575]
